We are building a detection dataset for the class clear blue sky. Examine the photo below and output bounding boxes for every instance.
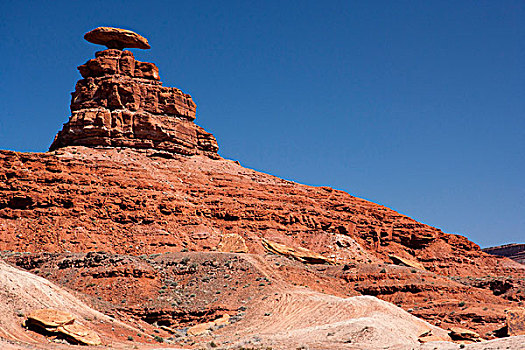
[1,1,523,247]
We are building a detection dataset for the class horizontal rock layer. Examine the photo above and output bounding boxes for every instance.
[50,108,218,158]
[50,49,218,158]
[483,244,525,265]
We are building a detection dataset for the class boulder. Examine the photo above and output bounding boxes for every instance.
[187,314,230,336]
[25,309,75,329]
[84,27,150,50]
[58,323,102,346]
[417,329,451,343]
[187,321,214,336]
[448,327,482,343]
[214,314,230,327]
[24,309,101,346]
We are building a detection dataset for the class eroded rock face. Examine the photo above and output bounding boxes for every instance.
[483,244,525,265]
[1,147,523,338]
[505,308,525,336]
[50,49,219,158]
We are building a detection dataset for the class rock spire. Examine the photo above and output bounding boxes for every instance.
[50,28,219,158]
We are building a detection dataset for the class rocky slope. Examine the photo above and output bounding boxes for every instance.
[1,27,524,349]
[1,147,523,341]
[0,258,152,348]
[3,252,524,349]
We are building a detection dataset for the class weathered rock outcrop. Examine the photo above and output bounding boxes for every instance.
[448,327,482,343]
[483,244,525,265]
[50,48,219,158]
[24,309,101,345]
[1,146,524,338]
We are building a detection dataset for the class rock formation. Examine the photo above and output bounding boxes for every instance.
[483,244,525,265]
[84,27,150,50]
[448,327,482,343]
[24,309,101,345]
[1,27,525,349]
[50,28,219,158]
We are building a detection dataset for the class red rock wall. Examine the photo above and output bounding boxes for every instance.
[1,147,522,284]
[1,147,523,337]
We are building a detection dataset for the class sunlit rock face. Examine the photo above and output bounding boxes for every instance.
[50,48,219,159]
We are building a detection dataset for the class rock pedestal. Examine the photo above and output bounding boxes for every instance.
[50,49,219,158]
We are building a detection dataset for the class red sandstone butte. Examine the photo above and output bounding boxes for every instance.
[50,49,219,159]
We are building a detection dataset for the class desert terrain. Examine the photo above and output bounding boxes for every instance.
[0,27,523,349]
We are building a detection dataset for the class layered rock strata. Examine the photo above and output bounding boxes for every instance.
[2,146,523,336]
[483,244,525,265]
[50,49,219,158]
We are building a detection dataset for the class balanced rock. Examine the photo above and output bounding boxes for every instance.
[84,27,150,50]
[50,31,219,159]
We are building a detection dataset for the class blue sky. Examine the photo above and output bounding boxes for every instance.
[0,1,523,247]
